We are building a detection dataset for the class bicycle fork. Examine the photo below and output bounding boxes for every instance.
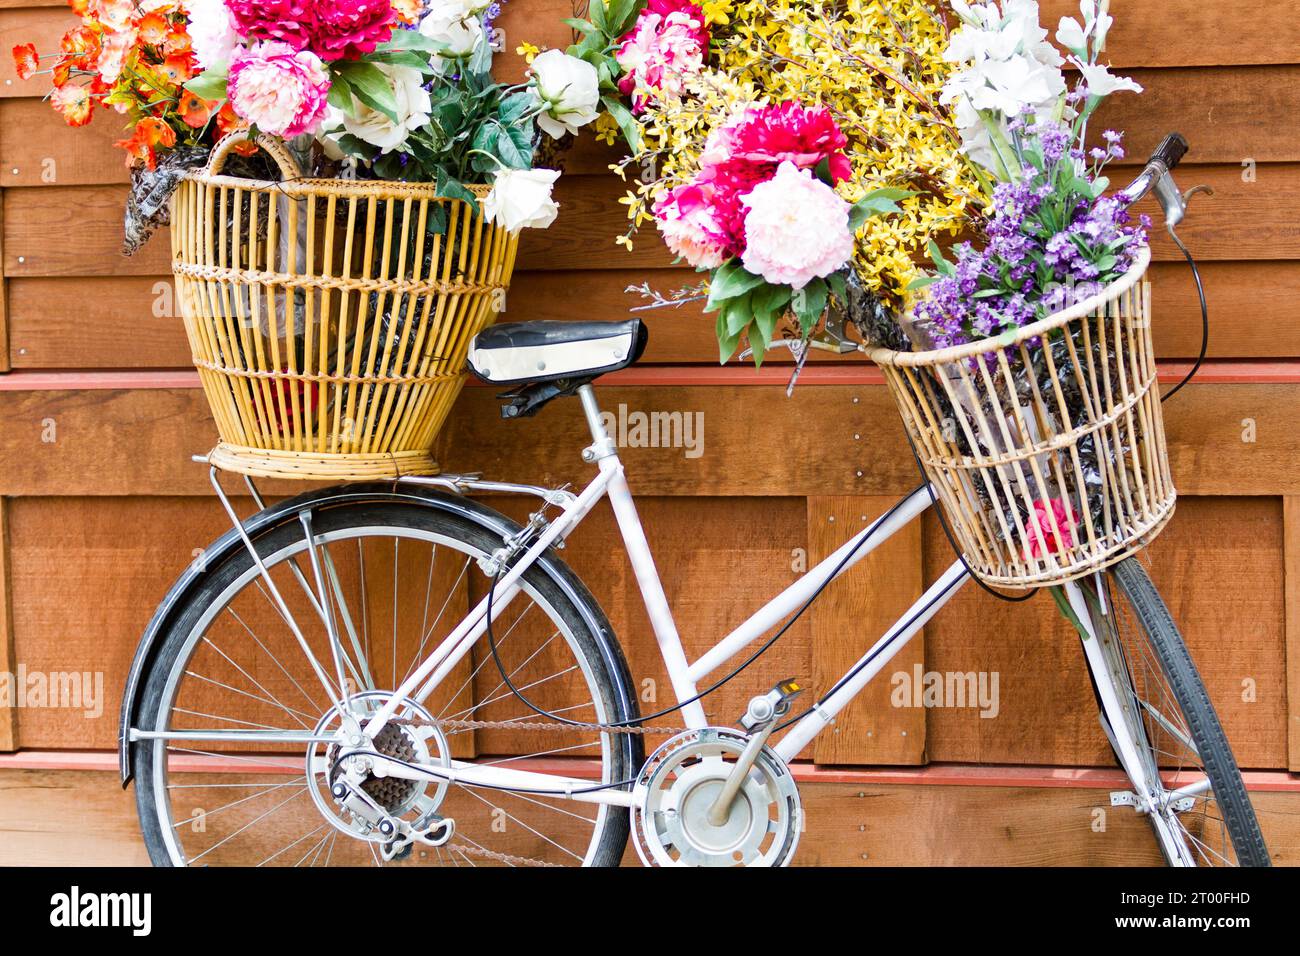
[1064,580,1199,866]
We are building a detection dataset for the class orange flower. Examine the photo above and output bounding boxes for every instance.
[158,51,194,84]
[51,83,94,127]
[391,0,425,25]
[12,43,39,81]
[114,116,175,169]
[136,11,170,46]
[215,101,258,155]
[68,0,90,15]
[164,24,192,56]
[178,89,214,128]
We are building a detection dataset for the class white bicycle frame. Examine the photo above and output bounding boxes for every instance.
[346,383,973,809]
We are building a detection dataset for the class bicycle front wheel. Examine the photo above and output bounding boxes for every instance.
[131,496,641,867]
[1078,557,1269,866]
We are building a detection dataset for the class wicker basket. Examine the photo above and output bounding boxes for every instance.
[170,132,520,480]
[869,246,1174,588]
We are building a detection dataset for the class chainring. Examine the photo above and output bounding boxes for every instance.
[631,727,802,867]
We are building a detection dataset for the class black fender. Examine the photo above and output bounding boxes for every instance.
[119,482,643,786]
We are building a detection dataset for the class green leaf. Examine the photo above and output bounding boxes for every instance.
[327,73,355,112]
[335,62,399,123]
[928,239,956,277]
[436,168,480,214]
[184,66,229,102]
[600,94,641,153]
[589,0,608,33]
[562,17,601,35]
[792,279,828,335]
[425,204,449,235]
[608,0,647,35]
[907,274,940,290]
[849,187,915,230]
[706,260,767,309]
[365,50,436,72]
[377,31,445,55]
[825,271,848,302]
[497,123,533,169]
[1091,175,1110,198]
[715,311,741,365]
[747,321,766,367]
[498,91,533,124]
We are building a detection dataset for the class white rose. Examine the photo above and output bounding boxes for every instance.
[419,7,486,60]
[529,49,600,139]
[329,63,432,154]
[483,168,561,232]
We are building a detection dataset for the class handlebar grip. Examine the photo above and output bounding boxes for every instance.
[1149,132,1189,172]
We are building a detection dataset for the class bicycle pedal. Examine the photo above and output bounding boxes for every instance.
[739,678,805,733]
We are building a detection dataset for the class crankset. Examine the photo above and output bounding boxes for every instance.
[631,680,804,867]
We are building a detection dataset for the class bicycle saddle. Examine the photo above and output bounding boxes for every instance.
[467,319,648,386]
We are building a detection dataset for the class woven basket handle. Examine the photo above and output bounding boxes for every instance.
[205,131,304,180]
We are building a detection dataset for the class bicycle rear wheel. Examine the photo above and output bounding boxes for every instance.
[131,497,641,867]
[1076,557,1269,866]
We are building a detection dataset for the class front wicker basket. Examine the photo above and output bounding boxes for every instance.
[870,246,1174,589]
[170,133,519,481]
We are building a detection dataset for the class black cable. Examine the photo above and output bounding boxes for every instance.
[482,487,924,731]
[1159,229,1209,403]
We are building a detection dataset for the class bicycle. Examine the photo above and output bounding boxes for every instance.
[118,134,1271,867]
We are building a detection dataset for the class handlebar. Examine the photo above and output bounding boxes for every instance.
[1117,132,1203,229]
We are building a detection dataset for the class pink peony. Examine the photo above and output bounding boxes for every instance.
[739,162,854,289]
[228,41,331,138]
[654,182,731,269]
[226,0,395,61]
[1026,498,1079,559]
[312,0,396,60]
[615,0,709,111]
[712,101,852,185]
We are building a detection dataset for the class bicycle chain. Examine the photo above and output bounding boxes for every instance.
[386,715,681,868]
[394,716,684,735]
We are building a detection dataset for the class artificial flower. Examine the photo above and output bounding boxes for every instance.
[615,0,709,111]
[483,167,561,232]
[226,0,395,61]
[227,41,331,138]
[11,43,38,81]
[653,182,729,269]
[177,88,215,127]
[327,62,431,153]
[185,0,240,69]
[1075,60,1143,97]
[1026,498,1079,558]
[51,82,94,127]
[529,49,600,139]
[739,161,854,290]
[418,4,485,60]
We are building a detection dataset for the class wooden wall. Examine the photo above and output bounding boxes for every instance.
[0,0,1298,866]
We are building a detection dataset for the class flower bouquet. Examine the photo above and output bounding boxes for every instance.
[15,0,609,480]
[867,0,1174,587]
[565,0,984,365]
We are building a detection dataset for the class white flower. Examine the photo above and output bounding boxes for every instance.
[327,63,432,154]
[1055,16,1087,57]
[483,168,562,232]
[419,6,486,60]
[529,50,601,139]
[185,0,241,70]
[1081,0,1114,52]
[425,0,493,16]
[1076,61,1143,97]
